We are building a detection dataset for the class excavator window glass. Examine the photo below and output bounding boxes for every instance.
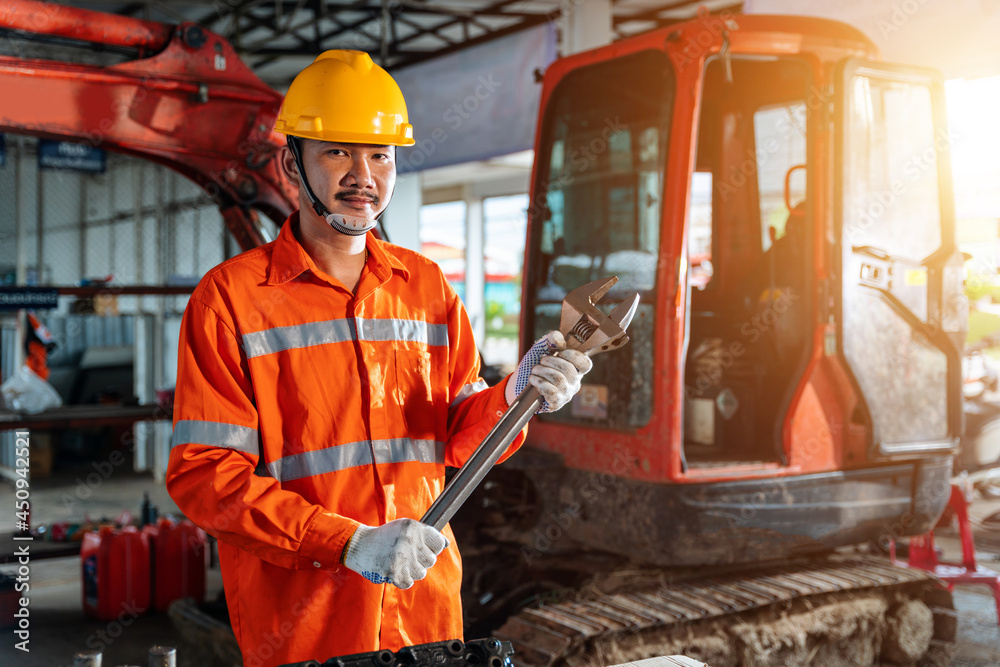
[755,103,806,250]
[690,100,807,292]
[527,49,673,430]
[844,79,941,261]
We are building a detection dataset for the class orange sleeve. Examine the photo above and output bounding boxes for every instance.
[166,296,360,570]
[442,291,526,468]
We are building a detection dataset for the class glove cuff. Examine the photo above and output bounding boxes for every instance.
[503,374,518,407]
[342,524,373,570]
[506,332,561,406]
[340,526,360,565]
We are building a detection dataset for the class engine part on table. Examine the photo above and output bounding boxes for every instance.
[278,637,514,667]
[70,645,177,667]
[148,645,177,667]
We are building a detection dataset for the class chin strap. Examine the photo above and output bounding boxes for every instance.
[287,136,379,237]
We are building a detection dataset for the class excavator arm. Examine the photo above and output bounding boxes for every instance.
[0,0,296,250]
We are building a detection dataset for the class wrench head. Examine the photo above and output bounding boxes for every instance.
[559,276,640,356]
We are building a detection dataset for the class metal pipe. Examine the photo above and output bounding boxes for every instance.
[0,0,172,52]
[36,144,43,285]
[51,285,196,296]
[135,162,144,290]
[421,386,542,530]
[463,187,485,345]
[14,136,25,285]
[79,164,87,283]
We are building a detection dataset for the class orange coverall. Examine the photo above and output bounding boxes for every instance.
[167,213,525,667]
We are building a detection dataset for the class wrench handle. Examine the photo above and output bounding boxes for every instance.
[420,385,542,531]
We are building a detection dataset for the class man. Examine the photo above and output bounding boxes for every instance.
[166,50,591,667]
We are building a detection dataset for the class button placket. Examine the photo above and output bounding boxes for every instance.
[355,302,390,523]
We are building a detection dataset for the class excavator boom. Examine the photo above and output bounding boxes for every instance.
[0,0,295,250]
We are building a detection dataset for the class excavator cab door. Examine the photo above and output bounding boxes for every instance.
[836,60,965,457]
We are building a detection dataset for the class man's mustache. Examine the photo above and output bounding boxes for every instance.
[335,190,380,207]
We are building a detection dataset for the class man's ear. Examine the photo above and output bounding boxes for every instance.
[279,145,301,188]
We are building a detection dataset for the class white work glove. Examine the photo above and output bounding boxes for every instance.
[505,331,593,413]
[342,518,448,590]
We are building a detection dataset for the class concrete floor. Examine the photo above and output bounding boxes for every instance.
[1,464,999,666]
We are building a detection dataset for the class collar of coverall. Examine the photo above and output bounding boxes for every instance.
[266,211,411,287]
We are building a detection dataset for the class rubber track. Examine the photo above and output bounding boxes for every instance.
[494,558,953,666]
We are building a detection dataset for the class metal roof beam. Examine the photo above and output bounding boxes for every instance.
[393,13,456,47]
[612,0,717,26]
[389,11,549,70]
[392,0,526,50]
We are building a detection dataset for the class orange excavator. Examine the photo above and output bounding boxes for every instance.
[1,3,965,666]
[456,10,966,666]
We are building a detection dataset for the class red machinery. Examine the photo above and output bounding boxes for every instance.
[0,0,296,250]
[454,11,968,666]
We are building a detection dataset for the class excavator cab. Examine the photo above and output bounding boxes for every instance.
[517,14,965,568]
[482,19,965,661]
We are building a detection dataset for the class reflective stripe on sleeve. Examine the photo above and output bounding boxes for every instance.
[242,318,448,358]
[450,379,489,408]
[171,420,259,454]
[269,438,445,482]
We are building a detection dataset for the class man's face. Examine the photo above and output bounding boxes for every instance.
[287,139,397,222]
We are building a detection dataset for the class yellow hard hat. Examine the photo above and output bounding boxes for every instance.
[274,50,414,146]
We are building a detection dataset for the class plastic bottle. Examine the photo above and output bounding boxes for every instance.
[140,492,158,526]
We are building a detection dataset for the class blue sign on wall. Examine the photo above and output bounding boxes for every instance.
[0,288,60,311]
[38,139,106,173]
[0,134,6,168]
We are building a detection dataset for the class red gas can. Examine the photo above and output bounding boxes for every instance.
[148,518,207,612]
[81,526,151,621]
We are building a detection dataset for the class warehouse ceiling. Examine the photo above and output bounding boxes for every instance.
[71,0,740,84]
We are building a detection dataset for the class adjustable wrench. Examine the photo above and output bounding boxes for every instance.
[421,276,640,530]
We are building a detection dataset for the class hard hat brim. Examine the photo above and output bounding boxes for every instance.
[279,127,415,147]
